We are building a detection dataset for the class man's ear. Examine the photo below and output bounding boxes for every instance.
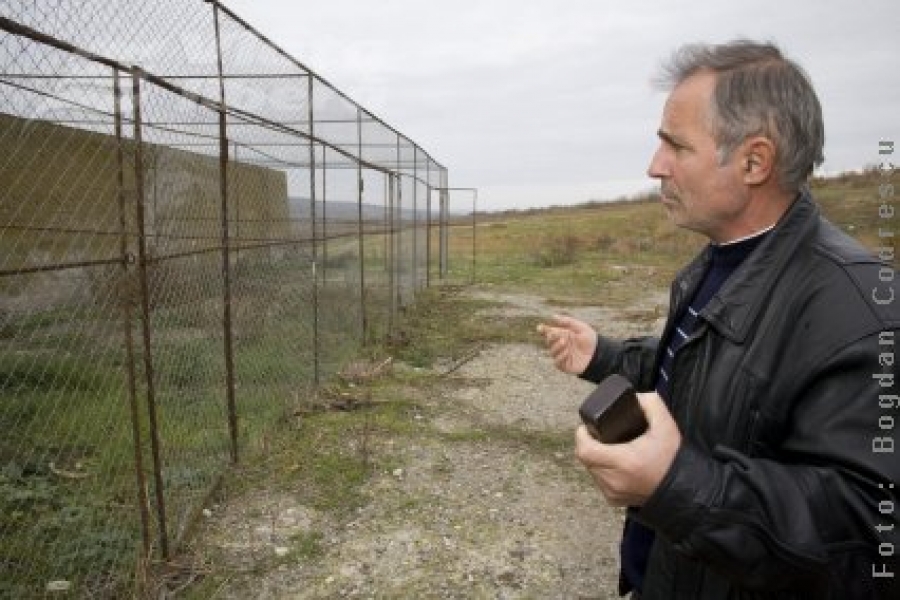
[740,136,777,186]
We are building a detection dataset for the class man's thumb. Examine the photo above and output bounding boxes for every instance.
[550,313,579,329]
[636,391,667,427]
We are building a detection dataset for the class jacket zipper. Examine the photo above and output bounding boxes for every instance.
[671,323,708,434]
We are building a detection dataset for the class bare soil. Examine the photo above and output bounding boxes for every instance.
[186,290,667,599]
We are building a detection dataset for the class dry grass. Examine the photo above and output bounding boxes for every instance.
[443,171,891,305]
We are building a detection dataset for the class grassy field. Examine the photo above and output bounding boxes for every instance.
[441,168,891,305]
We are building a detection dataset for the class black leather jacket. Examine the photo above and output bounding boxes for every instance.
[583,192,900,599]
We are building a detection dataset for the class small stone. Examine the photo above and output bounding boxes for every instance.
[46,581,71,592]
[274,546,290,557]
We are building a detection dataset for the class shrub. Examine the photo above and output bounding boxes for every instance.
[530,235,579,267]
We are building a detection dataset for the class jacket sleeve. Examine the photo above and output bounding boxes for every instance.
[637,332,900,595]
[578,334,659,391]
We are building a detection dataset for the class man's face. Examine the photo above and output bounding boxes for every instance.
[647,72,747,243]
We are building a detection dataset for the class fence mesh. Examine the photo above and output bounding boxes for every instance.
[0,1,474,596]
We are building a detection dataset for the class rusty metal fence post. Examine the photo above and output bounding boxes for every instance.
[114,67,152,559]
[357,107,368,343]
[307,73,320,387]
[211,2,240,466]
[131,69,171,561]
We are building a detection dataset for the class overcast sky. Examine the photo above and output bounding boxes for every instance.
[223,0,899,211]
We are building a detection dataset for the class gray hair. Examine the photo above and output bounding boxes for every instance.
[656,40,825,193]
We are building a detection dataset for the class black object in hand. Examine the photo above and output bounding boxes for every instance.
[579,374,648,444]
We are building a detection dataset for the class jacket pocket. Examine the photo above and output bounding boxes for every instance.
[707,369,761,455]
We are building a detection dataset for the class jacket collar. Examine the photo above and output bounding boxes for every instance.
[697,190,820,343]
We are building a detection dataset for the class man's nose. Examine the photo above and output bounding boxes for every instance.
[647,145,669,179]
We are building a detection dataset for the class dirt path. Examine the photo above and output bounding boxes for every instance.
[189,291,667,599]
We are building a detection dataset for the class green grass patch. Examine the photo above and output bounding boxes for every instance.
[386,286,542,368]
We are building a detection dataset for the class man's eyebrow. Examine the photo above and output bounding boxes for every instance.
[657,129,686,148]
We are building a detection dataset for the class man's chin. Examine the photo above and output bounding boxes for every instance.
[660,201,679,219]
[661,204,690,230]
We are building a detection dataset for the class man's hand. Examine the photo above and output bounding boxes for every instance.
[575,391,681,507]
[536,314,598,375]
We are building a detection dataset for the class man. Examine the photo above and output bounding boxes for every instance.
[538,40,899,598]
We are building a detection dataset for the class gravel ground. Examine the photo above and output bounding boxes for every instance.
[188,291,667,599]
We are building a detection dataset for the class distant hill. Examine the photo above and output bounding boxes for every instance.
[289,197,456,223]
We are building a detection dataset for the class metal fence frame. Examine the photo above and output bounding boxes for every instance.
[0,2,474,596]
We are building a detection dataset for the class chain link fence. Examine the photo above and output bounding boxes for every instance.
[0,1,474,596]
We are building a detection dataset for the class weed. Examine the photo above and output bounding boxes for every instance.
[286,530,324,560]
[529,234,580,267]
